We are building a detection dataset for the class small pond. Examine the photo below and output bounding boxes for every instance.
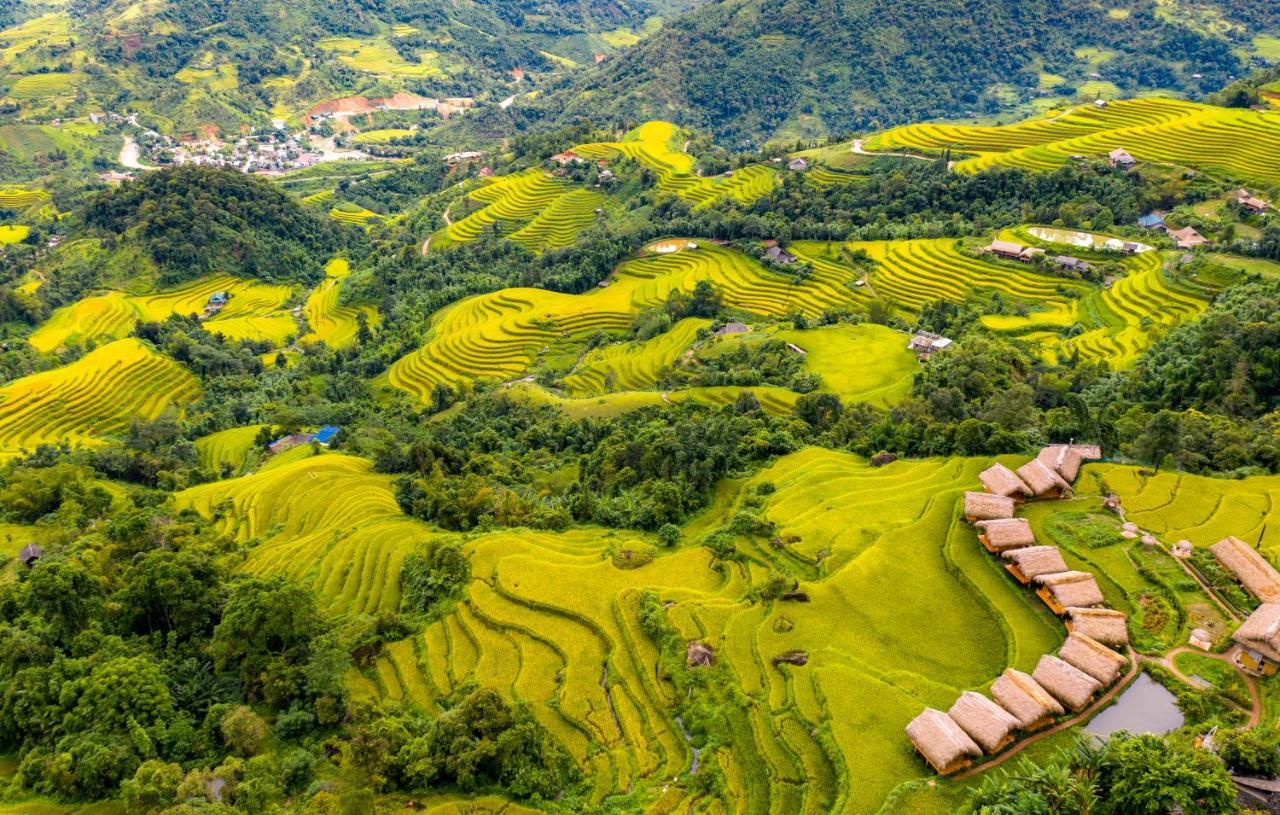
[1027,226,1153,253]
[1084,672,1184,738]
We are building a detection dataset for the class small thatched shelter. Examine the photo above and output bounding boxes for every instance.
[964,491,1016,522]
[991,668,1063,730]
[1003,545,1069,584]
[1210,536,1280,603]
[1015,458,1073,498]
[905,708,982,775]
[17,543,42,567]
[1032,654,1102,712]
[976,518,1036,553]
[979,463,1031,498]
[1065,607,1129,647]
[1231,603,1280,675]
[686,641,714,668]
[1034,571,1105,614]
[948,691,1020,754]
[1036,444,1102,484]
[1059,632,1128,685]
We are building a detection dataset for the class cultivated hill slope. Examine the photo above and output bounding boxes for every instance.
[545,0,1278,143]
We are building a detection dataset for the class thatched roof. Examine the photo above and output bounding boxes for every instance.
[1232,603,1280,663]
[906,708,982,771]
[1004,545,1069,579]
[991,668,1064,727]
[1059,632,1127,685]
[687,641,714,668]
[979,463,1031,498]
[964,491,1016,521]
[1210,536,1280,602]
[1015,459,1072,497]
[1036,571,1105,608]
[948,691,1020,753]
[1032,654,1101,711]
[977,518,1036,551]
[1066,607,1129,647]
[1036,444,1101,484]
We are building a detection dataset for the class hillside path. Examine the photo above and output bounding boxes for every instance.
[421,204,456,255]
[1142,647,1262,728]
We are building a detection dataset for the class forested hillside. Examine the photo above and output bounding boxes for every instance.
[534,0,1279,142]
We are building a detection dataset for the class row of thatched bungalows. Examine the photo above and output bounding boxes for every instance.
[1210,536,1280,676]
[906,444,1132,776]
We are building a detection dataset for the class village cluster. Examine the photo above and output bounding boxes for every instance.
[907,445,1280,777]
[907,444,1123,776]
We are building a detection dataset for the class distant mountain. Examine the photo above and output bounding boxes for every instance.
[1,0,697,133]
[538,0,1280,144]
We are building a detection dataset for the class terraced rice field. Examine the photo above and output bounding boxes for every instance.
[347,448,1059,813]
[563,318,711,396]
[792,236,1212,368]
[434,169,576,250]
[574,121,779,208]
[0,14,72,69]
[301,258,378,348]
[386,243,861,402]
[7,72,79,100]
[774,323,918,408]
[507,189,606,253]
[29,274,297,351]
[0,339,199,457]
[863,98,1280,187]
[174,64,238,91]
[1086,464,1280,557]
[194,424,266,475]
[0,224,29,244]
[317,36,444,78]
[0,187,51,210]
[330,202,384,226]
[177,454,439,617]
[353,128,416,143]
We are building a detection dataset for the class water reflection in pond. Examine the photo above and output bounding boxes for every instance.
[1027,226,1153,253]
[1085,672,1184,738]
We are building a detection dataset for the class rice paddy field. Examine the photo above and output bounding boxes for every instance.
[301,258,378,348]
[177,453,440,617]
[861,98,1280,188]
[431,169,591,252]
[28,274,298,352]
[574,121,779,208]
[194,424,266,475]
[329,202,384,226]
[791,234,1214,368]
[317,36,445,78]
[322,448,1061,813]
[386,242,862,402]
[353,128,416,143]
[0,186,51,211]
[0,224,29,244]
[7,71,80,100]
[0,338,199,458]
[1084,464,1280,557]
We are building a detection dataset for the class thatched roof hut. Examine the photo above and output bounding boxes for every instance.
[1032,654,1102,711]
[1065,607,1129,647]
[1036,444,1101,484]
[964,491,1016,522]
[991,668,1063,729]
[976,518,1036,552]
[687,641,714,668]
[1210,536,1280,603]
[1015,459,1072,498]
[906,708,982,774]
[1003,545,1069,584]
[1059,632,1128,685]
[948,691,1020,753]
[1035,571,1105,614]
[1232,603,1280,665]
[979,463,1031,498]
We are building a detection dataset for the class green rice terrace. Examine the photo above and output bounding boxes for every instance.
[7,13,1280,806]
[860,98,1280,187]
